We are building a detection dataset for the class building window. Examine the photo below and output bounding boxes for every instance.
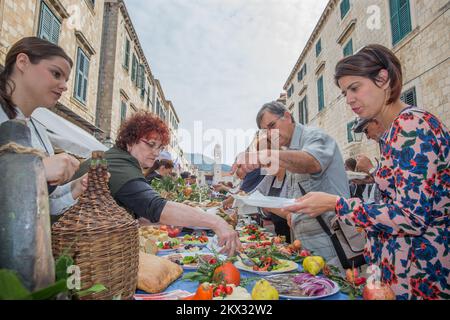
[317,76,325,111]
[340,0,350,19]
[287,84,294,98]
[390,0,412,45]
[38,2,61,44]
[123,37,130,70]
[156,100,162,118]
[74,48,90,104]
[343,39,353,57]
[316,39,322,57]
[400,87,417,106]
[146,82,151,108]
[131,53,137,83]
[299,96,308,125]
[347,120,357,143]
[138,64,145,90]
[140,78,146,100]
[120,101,127,124]
[297,64,307,82]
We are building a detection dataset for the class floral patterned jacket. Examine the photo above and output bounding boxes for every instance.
[335,108,449,300]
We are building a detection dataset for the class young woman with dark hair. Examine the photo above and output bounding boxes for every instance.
[0,37,89,215]
[285,44,449,300]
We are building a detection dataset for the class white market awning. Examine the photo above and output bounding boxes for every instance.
[32,108,107,158]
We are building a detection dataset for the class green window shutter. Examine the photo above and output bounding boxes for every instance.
[120,101,127,123]
[299,96,308,125]
[347,121,355,143]
[39,2,61,44]
[83,54,90,102]
[317,76,325,111]
[400,87,417,106]
[131,54,137,82]
[340,0,350,19]
[39,4,52,41]
[123,38,130,69]
[390,0,412,45]
[287,84,294,98]
[316,39,322,57]
[50,16,61,44]
[399,0,412,40]
[297,64,307,82]
[139,65,145,89]
[135,63,141,87]
[390,0,400,45]
[343,39,353,57]
[74,48,90,104]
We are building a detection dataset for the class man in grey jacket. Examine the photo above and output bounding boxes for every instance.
[232,101,350,268]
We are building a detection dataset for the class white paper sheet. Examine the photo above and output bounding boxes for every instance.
[232,191,296,208]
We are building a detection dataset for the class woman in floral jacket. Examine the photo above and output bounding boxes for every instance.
[285,44,449,300]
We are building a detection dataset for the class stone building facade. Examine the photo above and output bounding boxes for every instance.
[0,0,105,135]
[0,0,187,165]
[284,0,449,161]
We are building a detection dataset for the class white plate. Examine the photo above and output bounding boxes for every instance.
[232,191,296,209]
[179,236,211,247]
[265,274,340,300]
[234,259,298,275]
[236,226,266,232]
[156,241,182,255]
[156,248,179,255]
[239,235,273,243]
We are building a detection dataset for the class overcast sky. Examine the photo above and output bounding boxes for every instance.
[125,0,328,165]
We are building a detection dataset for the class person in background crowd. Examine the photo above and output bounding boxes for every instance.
[352,116,387,203]
[345,157,365,200]
[284,44,449,299]
[222,168,265,210]
[188,175,197,185]
[73,111,240,256]
[181,171,190,182]
[146,159,174,183]
[355,117,385,143]
[0,37,88,215]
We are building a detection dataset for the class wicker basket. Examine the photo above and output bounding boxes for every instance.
[52,151,139,300]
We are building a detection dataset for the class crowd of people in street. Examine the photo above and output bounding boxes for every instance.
[1,37,448,300]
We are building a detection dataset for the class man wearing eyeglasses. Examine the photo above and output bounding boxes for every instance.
[231,101,351,269]
[353,117,384,143]
[352,117,385,203]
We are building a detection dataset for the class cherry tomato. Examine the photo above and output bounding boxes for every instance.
[213,288,222,297]
[225,286,233,295]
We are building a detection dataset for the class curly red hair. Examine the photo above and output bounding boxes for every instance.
[115,111,170,151]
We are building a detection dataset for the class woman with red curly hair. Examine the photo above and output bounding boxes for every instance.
[74,111,240,256]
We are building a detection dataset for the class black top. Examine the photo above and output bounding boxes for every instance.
[240,168,265,193]
[73,147,167,222]
[267,176,291,242]
[146,171,162,184]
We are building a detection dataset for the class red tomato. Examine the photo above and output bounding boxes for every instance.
[225,286,233,295]
[213,289,222,297]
